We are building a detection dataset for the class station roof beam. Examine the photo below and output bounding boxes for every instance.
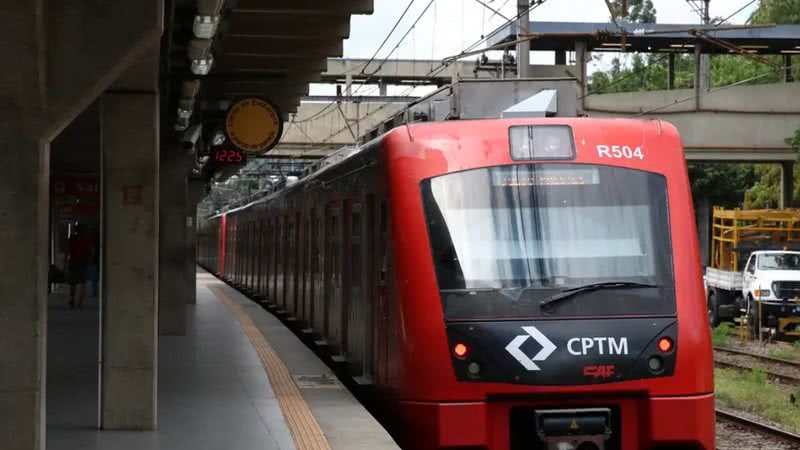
[488,21,800,55]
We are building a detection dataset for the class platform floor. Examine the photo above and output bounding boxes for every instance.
[46,269,396,450]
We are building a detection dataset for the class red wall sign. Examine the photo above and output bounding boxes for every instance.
[52,176,99,197]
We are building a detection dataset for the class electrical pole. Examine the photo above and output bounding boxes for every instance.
[517,0,530,78]
[700,0,711,91]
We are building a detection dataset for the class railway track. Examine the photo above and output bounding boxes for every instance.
[713,359,800,385]
[716,408,800,448]
[713,346,800,385]
[714,346,800,369]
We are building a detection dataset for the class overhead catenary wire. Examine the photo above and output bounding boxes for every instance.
[366,0,436,77]
[718,0,758,25]
[291,0,436,126]
[473,0,511,22]
[319,0,550,143]
[361,0,417,75]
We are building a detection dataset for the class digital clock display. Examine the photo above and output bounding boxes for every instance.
[212,148,247,164]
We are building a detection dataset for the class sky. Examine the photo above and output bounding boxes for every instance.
[309,0,759,95]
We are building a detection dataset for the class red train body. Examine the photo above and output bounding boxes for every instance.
[198,118,715,450]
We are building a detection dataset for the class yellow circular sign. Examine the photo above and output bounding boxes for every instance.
[225,98,283,154]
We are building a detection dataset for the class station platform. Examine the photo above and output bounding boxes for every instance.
[47,269,398,450]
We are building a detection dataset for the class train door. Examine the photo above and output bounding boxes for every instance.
[218,214,226,275]
[245,220,252,289]
[267,216,276,304]
[254,220,263,295]
[303,209,315,328]
[275,215,285,308]
[347,201,369,379]
[375,200,390,386]
[249,220,256,291]
[297,211,306,322]
[230,220,236,280]
[283,214,297,316]
[325,205,342,351]
[258,219,266,298]
[312,210,325,337]
[361,195,375,383]
[235,220,242,284]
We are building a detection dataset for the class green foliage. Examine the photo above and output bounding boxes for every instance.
[688,163,758,208]
[744,165,782,209]
[607,0,656,23]
[589,0,800,210]
[750,0,800,24]
[767,341,800,361]
[715,367,800,432]
[711,322,735,347]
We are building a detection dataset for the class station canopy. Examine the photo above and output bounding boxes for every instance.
[488,21,800,55]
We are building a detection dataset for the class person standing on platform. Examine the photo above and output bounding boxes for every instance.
[67,223,94,309]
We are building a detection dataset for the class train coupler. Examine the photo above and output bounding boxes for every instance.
[535,408,612,450]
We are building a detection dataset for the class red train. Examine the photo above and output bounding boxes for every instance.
[198,118,714,450]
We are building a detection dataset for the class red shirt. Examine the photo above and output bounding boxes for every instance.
[69,234,93,264]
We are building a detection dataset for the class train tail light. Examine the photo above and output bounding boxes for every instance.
[453,343,469,359]
[657,337,673,353]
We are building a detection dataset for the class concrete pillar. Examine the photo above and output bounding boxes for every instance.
[781,161,794,209]
[667,53,675,90]
[0,117,48,450]
[575,41,587,104]
[696,194,711,268]
[159,151,188,335]
[694,44,710,100]
[516,0,530,78]
[378,80,387,96]
[101,92,158,429]
[345,73,353,97]
[186,179,205,305]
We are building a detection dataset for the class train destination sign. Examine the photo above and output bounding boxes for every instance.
[225,97,283,154]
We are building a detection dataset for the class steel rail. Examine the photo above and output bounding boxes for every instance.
[716,408,800,445]
[713,360,800,386]
[714,346,800,369]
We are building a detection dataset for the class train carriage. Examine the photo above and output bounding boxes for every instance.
[199,117,715,450]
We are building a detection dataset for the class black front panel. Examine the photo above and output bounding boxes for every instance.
[447,317,677,385]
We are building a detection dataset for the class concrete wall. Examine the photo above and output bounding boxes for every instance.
[585,82,800,161]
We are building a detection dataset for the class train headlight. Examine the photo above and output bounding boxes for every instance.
[509,125,575,161]
[467,361,481,376]
[647,356,664,373]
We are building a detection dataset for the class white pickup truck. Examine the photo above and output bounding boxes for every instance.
[705,250,800,334]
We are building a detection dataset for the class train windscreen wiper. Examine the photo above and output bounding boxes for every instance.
[539,282,658,309]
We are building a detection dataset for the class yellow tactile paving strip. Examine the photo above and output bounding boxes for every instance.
[209,284,331,450]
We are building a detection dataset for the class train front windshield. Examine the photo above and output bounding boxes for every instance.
[422,164,676,320]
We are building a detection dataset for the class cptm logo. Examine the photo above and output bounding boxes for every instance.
[505,326,557,371]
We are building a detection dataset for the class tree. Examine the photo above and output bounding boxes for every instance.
[590,0,800,210]
[607,0,657,23]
